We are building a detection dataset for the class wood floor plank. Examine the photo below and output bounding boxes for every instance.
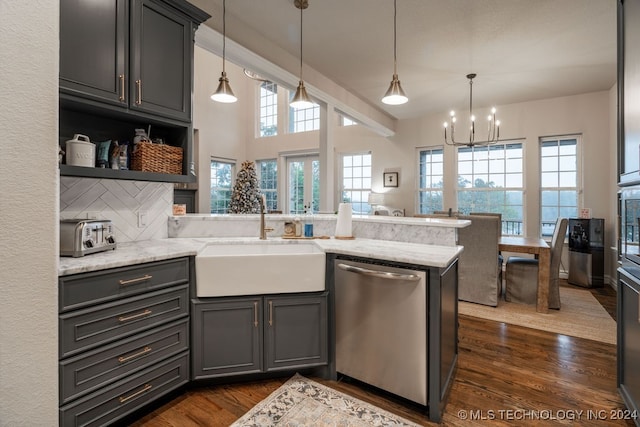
[130,284,635,427]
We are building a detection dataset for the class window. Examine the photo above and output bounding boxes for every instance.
[339,114,357,127]
[341,153,372,215]
[257,159,278,211]
[457,143,524,235]
[289,100,320,133]
[210,159,234,213]
[417,147,444,214]
[287,156,319,214]
[259,82,277,137]
[540,136,579,237]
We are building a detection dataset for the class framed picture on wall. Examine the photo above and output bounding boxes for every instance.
[383,172,398,187]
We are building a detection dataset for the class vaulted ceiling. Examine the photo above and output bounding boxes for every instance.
[190,0,617,121]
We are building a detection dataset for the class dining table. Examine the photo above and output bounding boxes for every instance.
[499,236,551,313]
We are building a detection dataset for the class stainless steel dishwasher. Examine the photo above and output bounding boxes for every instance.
[334,258,427,406]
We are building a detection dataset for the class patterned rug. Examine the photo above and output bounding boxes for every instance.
[230,374,421,427]
[459,286,616,344]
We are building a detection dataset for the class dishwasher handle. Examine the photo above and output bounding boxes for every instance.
[337,263,421,282]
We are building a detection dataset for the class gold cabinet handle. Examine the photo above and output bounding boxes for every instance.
[268,300,273,326]
[119,274,153,286]
[118,309,152,322]
[119,74,125,102]
[118,346,151,363]
[119,384,152,403]
[135,79,142,105]
[253,301,258,327]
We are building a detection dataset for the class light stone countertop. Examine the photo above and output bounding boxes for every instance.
[58,237,464,276]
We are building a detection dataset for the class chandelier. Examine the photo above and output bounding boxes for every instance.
[443,73,501,147]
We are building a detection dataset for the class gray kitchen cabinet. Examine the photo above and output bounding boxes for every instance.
[618,268,640,426]
[59,0,128,107]
[191,293,329,380]
[58,0,209,182]
[129,0,193,121]
[59,257,191,427]
[265,294,328,372]
[60,0,207,123]
[191,297,263,378]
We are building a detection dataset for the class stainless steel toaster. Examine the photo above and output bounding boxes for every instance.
[60,219,117,257]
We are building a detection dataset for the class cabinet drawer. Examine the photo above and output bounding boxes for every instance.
[59,351,189,427]
[59,258,189,312]
[60,318,188,404]
[60,285,188,358]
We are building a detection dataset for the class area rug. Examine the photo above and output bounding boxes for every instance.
[459,287,616,345]
[230,374,421,427]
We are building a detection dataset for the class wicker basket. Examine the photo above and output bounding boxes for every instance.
[131,142,183,175]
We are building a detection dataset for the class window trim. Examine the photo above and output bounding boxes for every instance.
[258,81,278,138]
[415,145,444,215]
[538,134,582,238]
[209,158,236,214]
[256,158,278,211]
[455,140,525,235]
[339,151,372,215]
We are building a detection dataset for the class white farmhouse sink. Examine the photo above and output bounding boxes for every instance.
[195,242,326,297]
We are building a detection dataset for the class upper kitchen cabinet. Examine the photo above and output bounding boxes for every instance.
[59,0,128,107]
[59,0,209,182]
[618,0,640,186]
[60,0,209,123]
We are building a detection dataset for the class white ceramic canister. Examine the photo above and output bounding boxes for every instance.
[65,134,95,167]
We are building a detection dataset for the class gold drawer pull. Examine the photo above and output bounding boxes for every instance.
[118,346,152,363]
[268,300,273,326]
[118,309,152,322]
[253,301,258,327]
[119,74,125,102]
[119,275,153,286]
[135,79,142,105]
[119,384,152,403]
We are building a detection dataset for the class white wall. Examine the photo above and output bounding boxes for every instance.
[0,1,59,424]
[193,46,250,213]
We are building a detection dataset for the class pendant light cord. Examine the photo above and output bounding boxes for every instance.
[299,3,304,81]
[393,0,397,75]
[222,0,227,73]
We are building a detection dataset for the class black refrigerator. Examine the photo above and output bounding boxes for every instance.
[567,218,604,288]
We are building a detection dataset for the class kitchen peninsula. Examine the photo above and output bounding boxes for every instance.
[58,215,467,424]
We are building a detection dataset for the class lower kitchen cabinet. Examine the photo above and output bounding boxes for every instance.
[618,268,640,426]
[191,292,328,380]
[59,258,191,427]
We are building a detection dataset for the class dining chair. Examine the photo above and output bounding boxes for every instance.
[504,217,568,309]
[456,215,503,307]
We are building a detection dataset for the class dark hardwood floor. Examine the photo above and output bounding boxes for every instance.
[130,283,634,426]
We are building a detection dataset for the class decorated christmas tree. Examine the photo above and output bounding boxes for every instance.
[228,161,261,214]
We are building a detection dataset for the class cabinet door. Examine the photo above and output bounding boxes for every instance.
[191,298,263,379]
[130,0,192,122]
[59,0,128,106]
[619,271,640,417]
[264,293,328,372]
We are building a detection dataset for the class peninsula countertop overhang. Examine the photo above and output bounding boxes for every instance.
[58,237,465,277]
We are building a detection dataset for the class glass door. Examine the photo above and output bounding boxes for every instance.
[287,155,319,214]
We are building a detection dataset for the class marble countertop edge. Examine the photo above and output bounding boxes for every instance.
[58,237,464,276]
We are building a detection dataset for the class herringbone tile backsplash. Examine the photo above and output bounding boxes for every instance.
[60,177,173,242]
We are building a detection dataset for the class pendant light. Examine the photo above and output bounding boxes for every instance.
[290,0,314,109]
[211,0,237,103]
[381,0,408,105]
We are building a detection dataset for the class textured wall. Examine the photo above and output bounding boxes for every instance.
[0,0,60,425]
[60,177,174,241]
